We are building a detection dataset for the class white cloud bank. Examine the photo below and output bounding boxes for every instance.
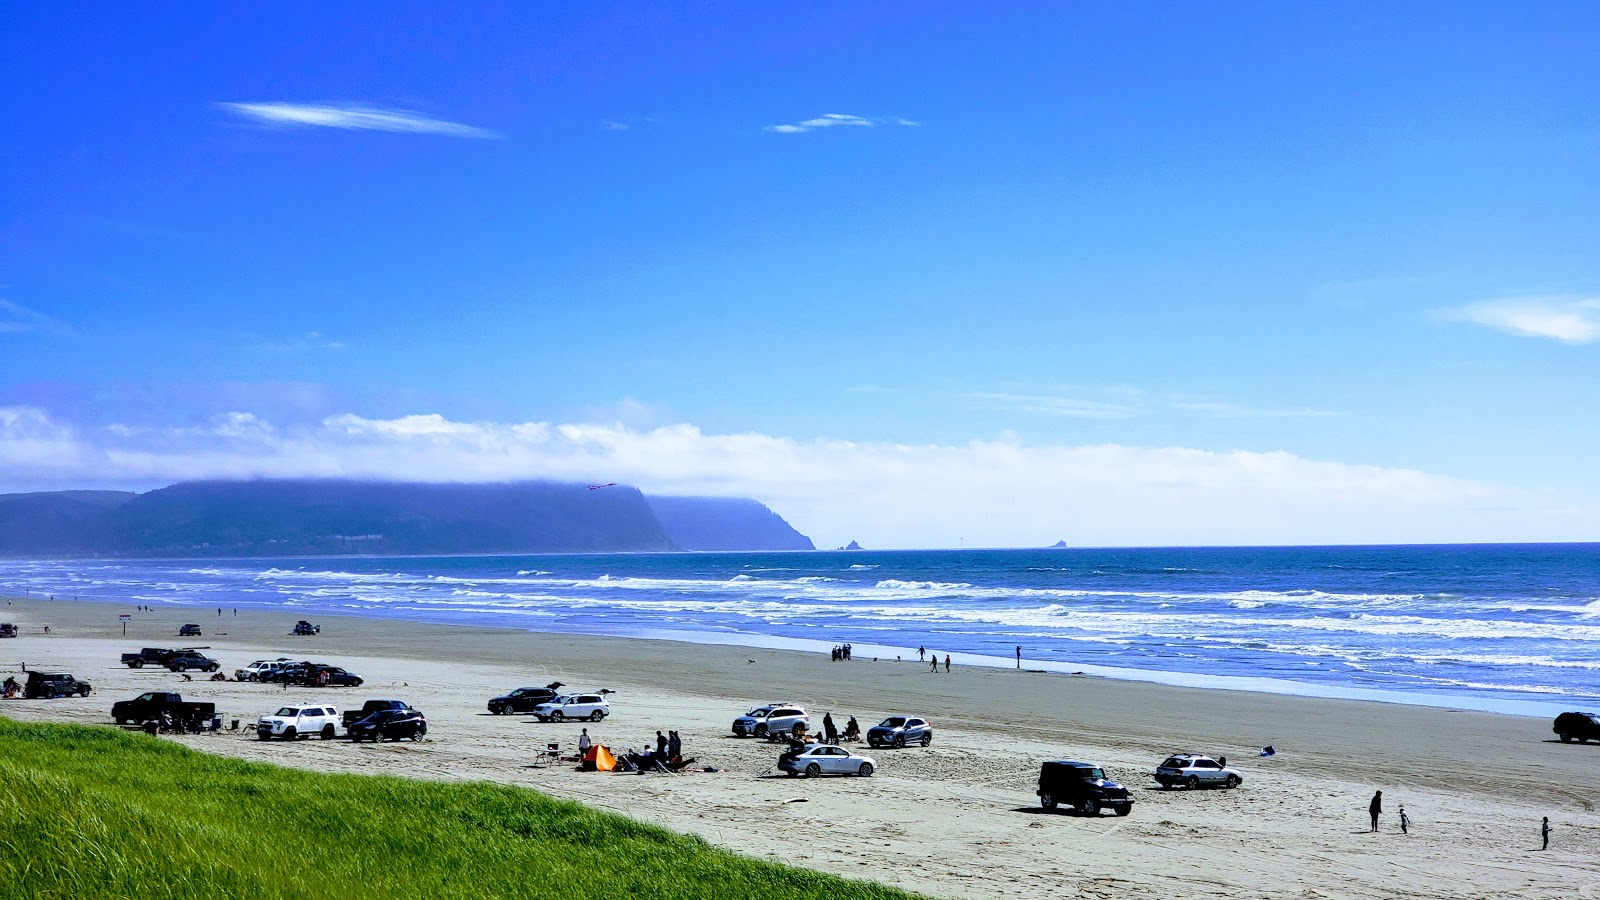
[218,102,500,139]
[0,407,1584,548]
[1453,296,1600,343]
[765,113,919,134]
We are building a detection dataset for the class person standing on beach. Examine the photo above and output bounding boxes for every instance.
[944,654,951,673]
[1541,816,1550,850]
[1399,806,1409,834]
[578,728,592,755]
[919,646,925,662]
[1369,791,1382,832]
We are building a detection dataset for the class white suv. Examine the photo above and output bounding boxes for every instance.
[257,705,341,740]
[236,659,291,682]
[732,703,809,738]
[532,694,609,722]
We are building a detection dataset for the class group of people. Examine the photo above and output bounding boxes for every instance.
[817,711,861,744]
[916,646,953,672]
[1,675,19,698]
[829,644,853,661]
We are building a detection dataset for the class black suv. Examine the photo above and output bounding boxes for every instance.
[1037,760,1134,817]
[24,672,93,698]
[178,624,202,637]
[166,652,221,673]
[1553,711,1600,743]
[487,686,559,715]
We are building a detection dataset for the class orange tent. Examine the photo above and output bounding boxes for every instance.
[582,744,616,772]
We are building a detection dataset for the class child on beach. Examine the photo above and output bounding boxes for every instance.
[1399,806,1409,834]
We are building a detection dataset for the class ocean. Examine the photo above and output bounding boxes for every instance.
[4,544,1597,716]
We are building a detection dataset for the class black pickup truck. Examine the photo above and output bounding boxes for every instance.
[112,691,217,726]
[342,699,414,729]
[121,647,179,668]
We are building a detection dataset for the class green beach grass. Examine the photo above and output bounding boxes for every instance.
[0,719,920,900]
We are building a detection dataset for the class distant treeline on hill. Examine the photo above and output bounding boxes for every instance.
[0,480,814,557]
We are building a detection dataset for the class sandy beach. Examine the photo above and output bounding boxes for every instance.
[3,596,1597,899]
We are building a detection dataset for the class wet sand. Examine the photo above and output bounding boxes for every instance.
[3,597,1598,899]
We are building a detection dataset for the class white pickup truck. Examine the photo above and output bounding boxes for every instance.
[257,704,341,740]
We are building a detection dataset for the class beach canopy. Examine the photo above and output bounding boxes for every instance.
[583,744,616,772]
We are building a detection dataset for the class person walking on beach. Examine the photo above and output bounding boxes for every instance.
[1399,806,1409,834]
[944,654,951,673]
[1541,816,1550,850]
[1369,790,1382,832]
[919,646,925,662]
[931,655,938,673]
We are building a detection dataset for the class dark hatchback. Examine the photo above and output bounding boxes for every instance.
[1037,760,1134,817]
[349,708,428,742]
[487,686,558,715]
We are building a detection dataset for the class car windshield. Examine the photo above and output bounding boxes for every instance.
[879,717,906,728]
[275,707,299,716]
[1082,768,1105,780]
[747,707,773,716]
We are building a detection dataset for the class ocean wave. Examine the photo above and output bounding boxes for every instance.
[848,564,879,570]
[516,569,553,576]
[874,579,973,591]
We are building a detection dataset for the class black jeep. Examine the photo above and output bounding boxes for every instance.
[1553,711,1600,743]
[24,672,93,699]
[1036,760,1134,817]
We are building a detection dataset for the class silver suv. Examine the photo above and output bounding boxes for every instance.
[732,703,808,738]
[533,693,609,722]
[1154,754,1242,789]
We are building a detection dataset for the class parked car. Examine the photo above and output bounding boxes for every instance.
[1037,760,1134,816]
[778,744,877,778]
[867,715,934,749]
[24,672,93,698]
[349,708,428,742]
[1,622,19,638]
[292,620,320,636]
[487,686,559,715]
[165,651,221,674]
[305,665,363,687]
[122,647,180,668]
[1154,754,1243,789]
[257,705,341,740]
[111,691,215,727]
[342,699,415,729]
[235,658,293,681]
[533,694,609,722]
[1553,711,1600,743]
[731,703,808,738]
[178,624,202,637]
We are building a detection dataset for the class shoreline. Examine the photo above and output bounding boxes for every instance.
[4,590,1579,718]
[3,595,1598,898]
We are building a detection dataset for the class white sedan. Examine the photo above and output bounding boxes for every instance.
[778,745,877,777]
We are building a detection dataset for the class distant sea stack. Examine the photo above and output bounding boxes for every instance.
[0,480,813,558]
[1049,540,1069,549]
[841,540,864,551]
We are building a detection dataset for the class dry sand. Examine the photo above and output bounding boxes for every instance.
[3,596,1598,899]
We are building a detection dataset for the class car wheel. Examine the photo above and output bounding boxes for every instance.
[858,762,874,777]
[753,724,769,738]
[1114,805,1131,817]
[1082,799,1099,817]
[804,763,821,778]
[174,665,187,673]
[893,735,905,749]
[413,727,425,741]
[921,733,932,747]
[284,727,297,741]
[1040,792,1057,811]
[589,710,604,722]
[130,660,143,668]
[258,731,270,741]
[551,711,564,722]
[1186,775,1200,790]
[352,679,363,687]
[321,725,334,740]
[1225,774,1240,788]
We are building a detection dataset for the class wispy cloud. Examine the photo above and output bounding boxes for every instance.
[966,387,1336,420]
[601,120,631,132]
[256,331,347,353]
[0,406,1563,548]
[966,391,1135,419]
[1450,296,1600,343]
[764,113,919,134]
[218,102,501,139]
[0,300,59,334]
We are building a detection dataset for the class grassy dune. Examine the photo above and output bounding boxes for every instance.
[0,720,918,900]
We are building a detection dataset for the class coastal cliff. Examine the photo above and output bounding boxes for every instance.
[0,480,812,557]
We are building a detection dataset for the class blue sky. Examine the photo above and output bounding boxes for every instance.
[2,2,1597,546]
